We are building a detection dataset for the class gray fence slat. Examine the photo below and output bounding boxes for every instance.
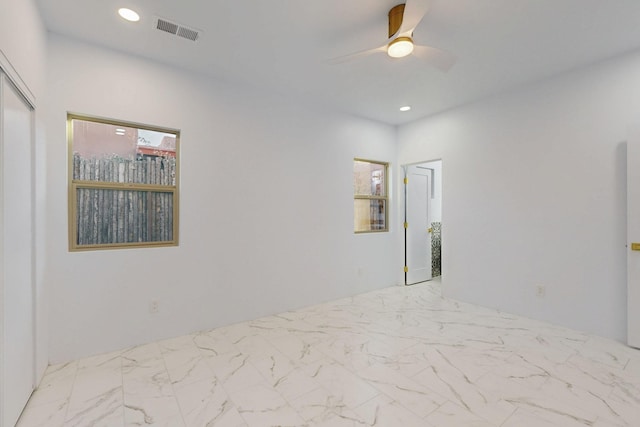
[73,153,176,246]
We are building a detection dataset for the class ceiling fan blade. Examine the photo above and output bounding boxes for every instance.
[412,44,457,72]
[327,45,387,65]
[397,0,430,37]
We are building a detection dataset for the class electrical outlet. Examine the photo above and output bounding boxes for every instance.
[535,285,546,297]
[149,300,159,314]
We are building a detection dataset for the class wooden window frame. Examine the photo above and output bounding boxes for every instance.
[354,158,389,233]
[68,113,180,251]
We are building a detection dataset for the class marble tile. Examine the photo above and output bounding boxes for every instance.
[412,347,517,425]
[205,351,266,393]
[248,346,320,401]
[157,334,199,354]
[64,385,124,427]
[68,364,123,406]
[578,335,635,369]
[593,418,634,427]
[271,367,322,402]
[122,342,163,363]
[162,346,214,388]
[174,377,246,427]
[63,351,125,427]
[425,401,495,427]
[501,407,585,427]
[77,349,124,371]
[26,361,77,407]
[229,334,281,359]
[268,334,326,366]
[503,377,606,427]
[123,366,183,426]
[309,413,367,427]
[16,399,68,427]
[193,329,238,358]
[497,329,581,364]
[435,345,512,383]
[363,341,433,378]
[354,394,434,427]
[305,361,380,409]
[121,343,166,381]
[124,405,184,427]
[217,323,266,348]
[546,355,617,397]
[355,364,446,418]
[18,281,640,427]
[503,397,600,426]
[288,386,359,424]
[473,371,546,404]
[227,382,305,427]
[597,381,640,426]
[625,350,640,376]
[244,314,301,339]
[250,350,296,384]
[313,332,375,369]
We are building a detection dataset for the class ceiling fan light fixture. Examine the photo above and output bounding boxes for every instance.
[387,37,414,58]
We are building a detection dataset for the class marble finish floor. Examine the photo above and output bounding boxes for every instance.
[17,281,640,426]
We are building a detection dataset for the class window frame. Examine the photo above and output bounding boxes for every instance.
[67,113,180,251]
[354,158,389,234]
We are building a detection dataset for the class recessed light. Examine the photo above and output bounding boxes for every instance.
[118,8,140,22]
[399,106,411,112]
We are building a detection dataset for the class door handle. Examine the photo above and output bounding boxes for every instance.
[428,227,433,233]
[632,243,640,251]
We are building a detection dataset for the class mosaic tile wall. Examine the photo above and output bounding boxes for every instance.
[432,222,441,277]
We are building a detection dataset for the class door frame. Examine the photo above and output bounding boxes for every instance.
[402,159,442,286]
[627,130,640,349]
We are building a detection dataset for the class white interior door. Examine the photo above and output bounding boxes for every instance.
[1,72,35,427]
[405,165,432,285]
[628,134,640,349]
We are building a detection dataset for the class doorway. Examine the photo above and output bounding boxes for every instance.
[404,160,442,285]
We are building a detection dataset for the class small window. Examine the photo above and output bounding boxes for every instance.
[68,114,179,250]
[354,159,388,233]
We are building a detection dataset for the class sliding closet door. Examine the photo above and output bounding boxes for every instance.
[1,71,35,427]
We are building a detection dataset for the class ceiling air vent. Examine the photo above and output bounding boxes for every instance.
[177,26,199,42]
[154,16,200,42]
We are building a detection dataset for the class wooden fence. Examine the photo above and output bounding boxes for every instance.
[73,153,176,246]
[73,153,176,185]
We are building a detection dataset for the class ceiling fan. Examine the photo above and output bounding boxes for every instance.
[329,0,456,72]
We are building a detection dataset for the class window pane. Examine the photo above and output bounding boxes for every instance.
[354,199,386,232]
[354,160,385,197]
[71,119,176,185]
[69,115,179,250]
[75,188,174,245]
[72,153,176,186]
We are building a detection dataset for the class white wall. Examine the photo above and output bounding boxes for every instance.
[0,0,48,380]
[397,50,640,341]
[45,34,398,363]
[0,0,46,100]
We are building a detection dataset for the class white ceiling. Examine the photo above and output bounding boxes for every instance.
[36,0,640,125]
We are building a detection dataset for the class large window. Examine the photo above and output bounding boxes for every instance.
[354,159,388,233]
[68,114,179,250]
